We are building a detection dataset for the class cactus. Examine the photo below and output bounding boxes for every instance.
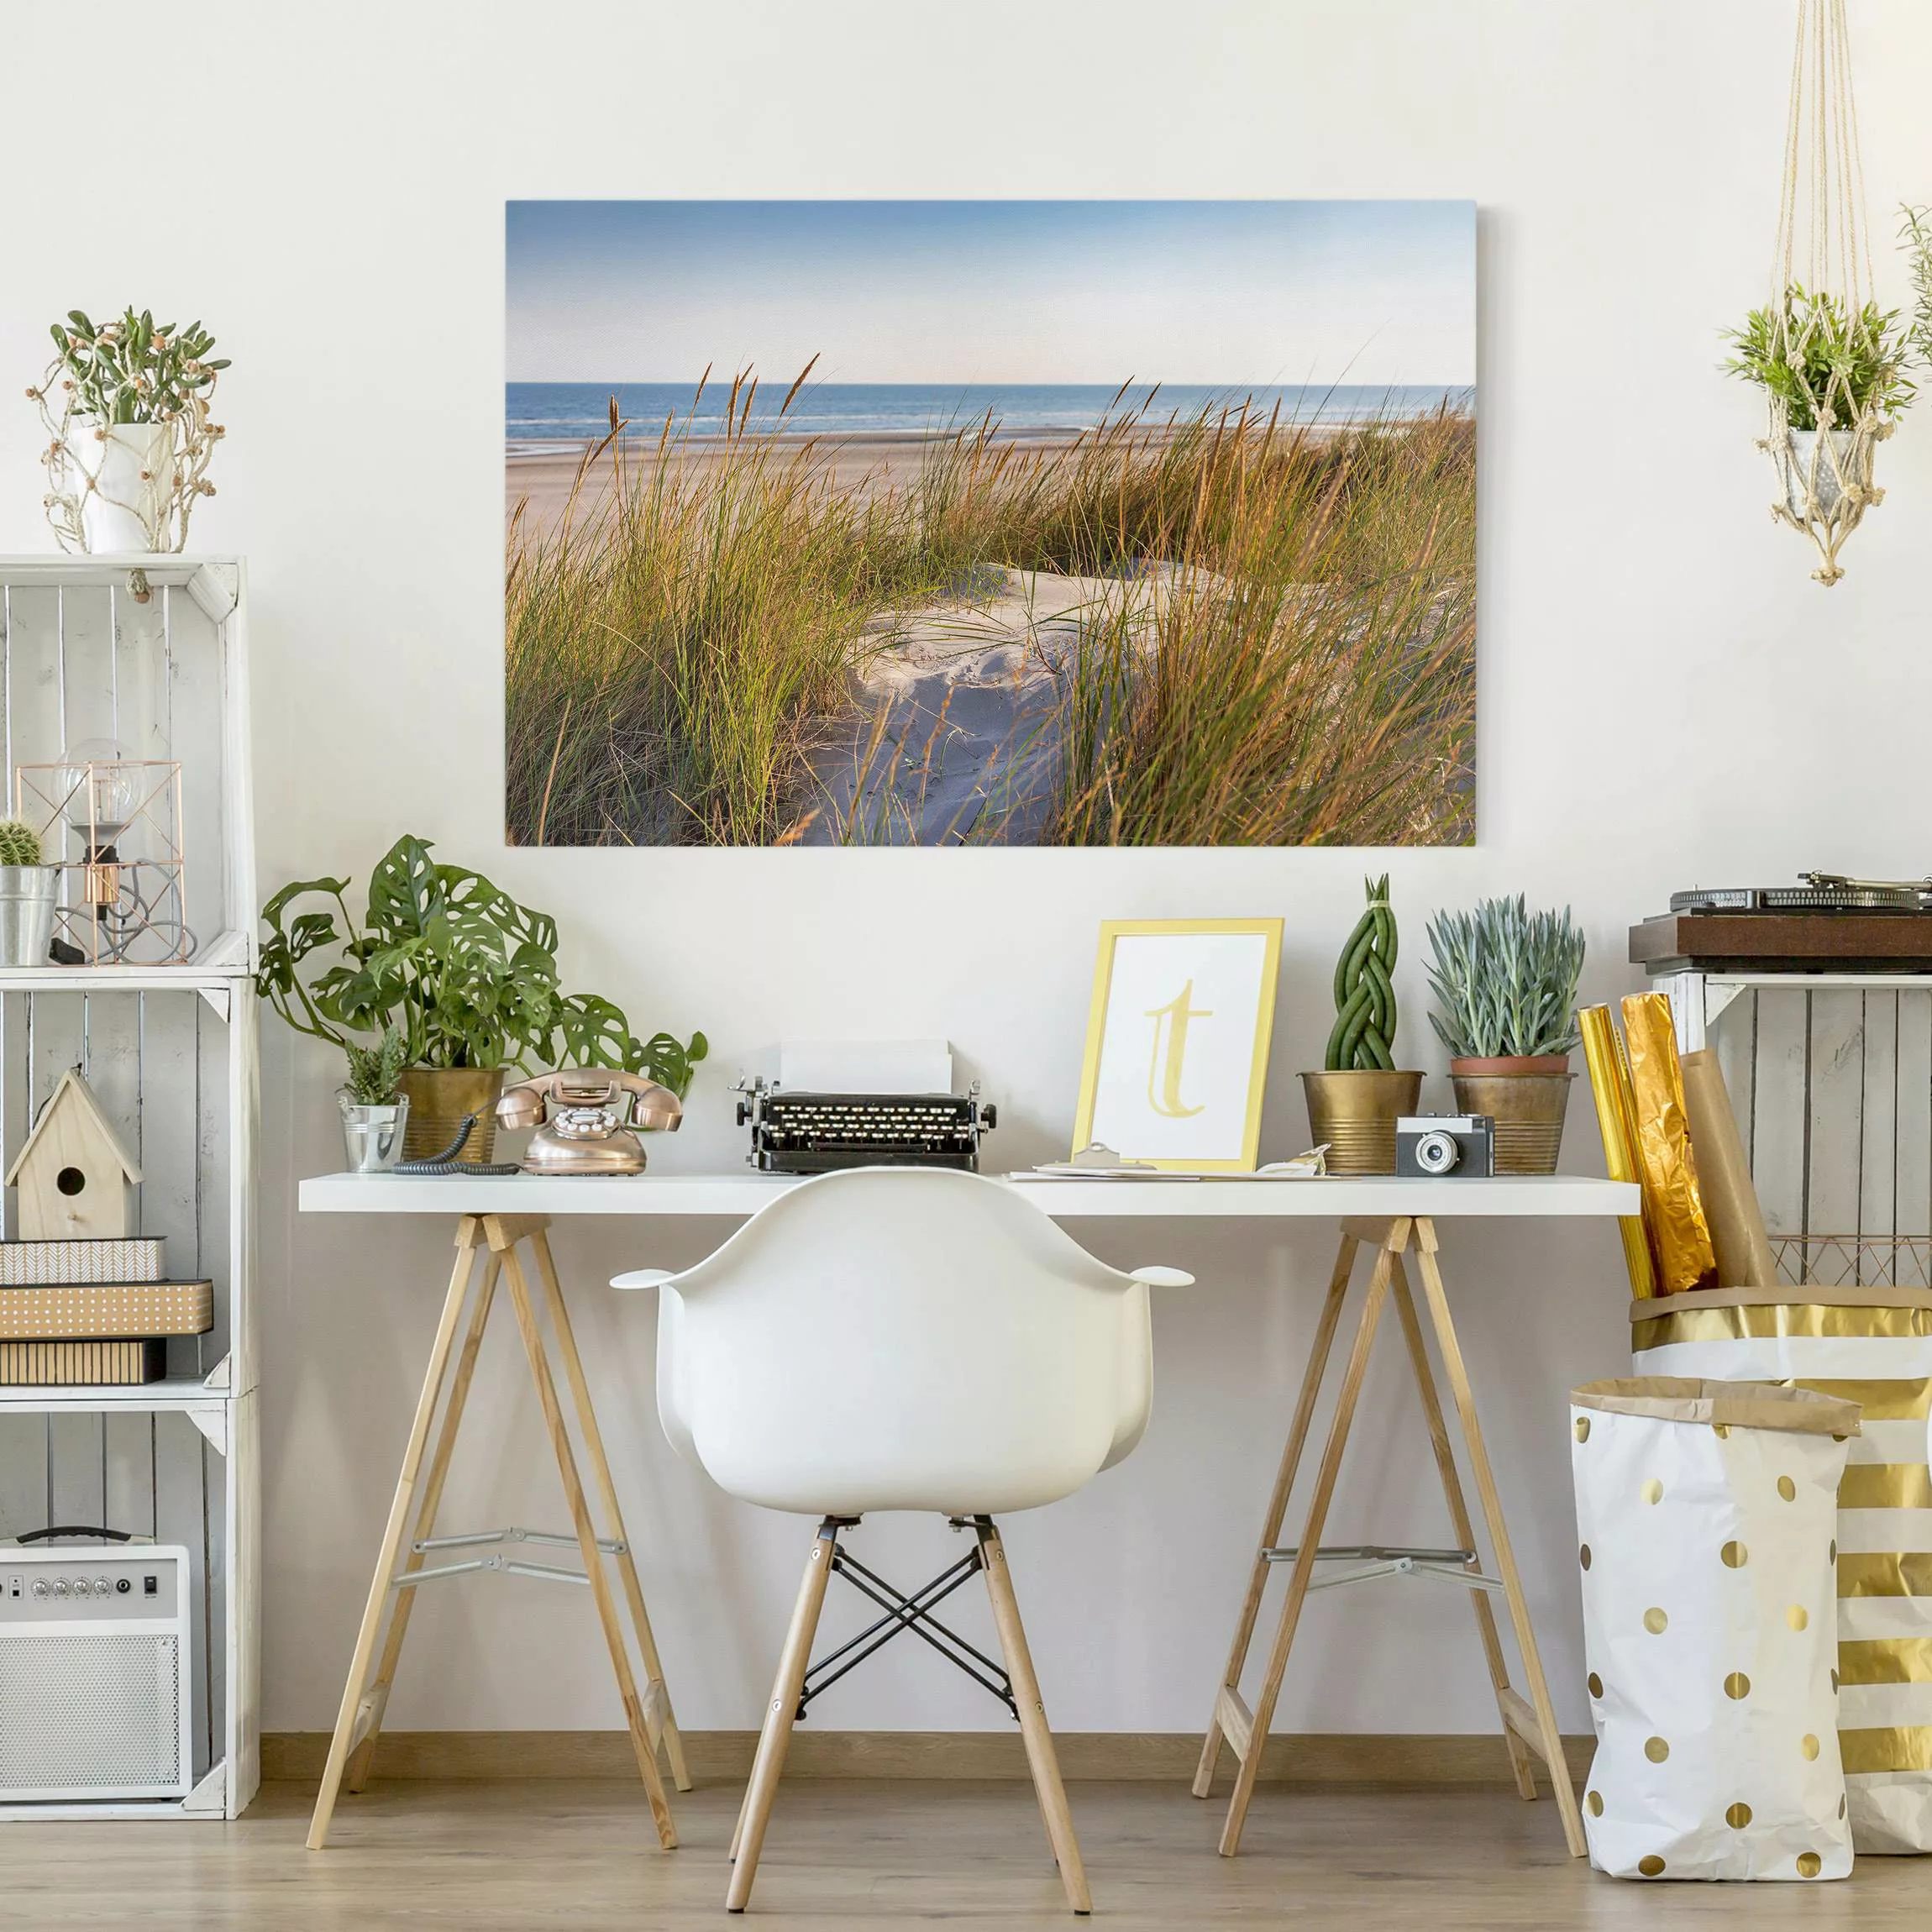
[1325,875,1399,1071]
[1425,895,1586,1060]
[0,819,45,869]
[343,1024,408,1106]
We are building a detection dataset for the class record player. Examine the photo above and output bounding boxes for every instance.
[1631,874,1932,973]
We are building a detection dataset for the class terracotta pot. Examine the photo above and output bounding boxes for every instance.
[1449,1068,1574,1175]
[1448,1054,1572,1079]
[1300,1068,1424,1176]
[396,1066,507,1164]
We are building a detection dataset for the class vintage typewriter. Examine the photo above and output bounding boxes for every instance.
[736,1078,997,1174]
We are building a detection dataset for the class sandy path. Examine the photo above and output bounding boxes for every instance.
[796,565,1197,845]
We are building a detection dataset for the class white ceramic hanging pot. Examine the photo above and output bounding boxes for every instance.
[63,420,175,552]
[1784,426,1868,521]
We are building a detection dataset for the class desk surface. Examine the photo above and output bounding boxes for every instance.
[299,1170,1638,1220]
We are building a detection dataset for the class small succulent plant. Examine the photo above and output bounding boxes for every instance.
[0,819,47,869]
[1326,874,1399,1072]
[1425,895,1586,1061]
[342,1024,408,1106]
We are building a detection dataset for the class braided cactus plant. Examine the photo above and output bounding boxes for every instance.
[0,819,46,869]
[1325,874,1399,1071]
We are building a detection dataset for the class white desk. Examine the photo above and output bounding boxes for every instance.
[300,1169,1630,1221]
[298,1168,1636,1861]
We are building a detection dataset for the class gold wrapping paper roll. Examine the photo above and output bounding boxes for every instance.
[1579,1004,1659,1298]
[1620,992,1718,1295]
[1680,1047,1780,1290]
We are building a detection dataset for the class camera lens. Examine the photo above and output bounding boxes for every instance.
[1415,1130,1461,1175]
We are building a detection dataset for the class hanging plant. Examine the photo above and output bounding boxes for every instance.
[1724,0,1897,586]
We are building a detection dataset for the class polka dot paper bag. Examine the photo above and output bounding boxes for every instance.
[1632,1285,1932,1852]
[1572,1378,1856,1882]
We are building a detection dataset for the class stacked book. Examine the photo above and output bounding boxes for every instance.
[0,1237,213,1385]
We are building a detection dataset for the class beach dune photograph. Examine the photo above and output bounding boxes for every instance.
[505,200,1477,847]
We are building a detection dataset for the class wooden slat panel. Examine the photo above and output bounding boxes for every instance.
[1750,988,1809,1238]
[1899,991,1932,1247]
[1806,990,1865,1246]
[154,1410,214,1782]
[1713,987,1757,1166]
[1861,992,1901,1278]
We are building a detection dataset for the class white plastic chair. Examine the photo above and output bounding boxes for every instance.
[614,1166,1189,1914]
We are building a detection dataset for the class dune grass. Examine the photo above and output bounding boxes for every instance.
[505,382,1474,847]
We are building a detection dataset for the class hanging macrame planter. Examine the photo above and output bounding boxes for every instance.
[1746,0,1907,585]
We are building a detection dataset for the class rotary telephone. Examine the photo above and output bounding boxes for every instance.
[494,1069,683,1175]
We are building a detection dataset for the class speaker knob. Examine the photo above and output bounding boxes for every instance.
[30,1579,48,1598]
[51,1579,68,1597]
[93,1578,111,1596]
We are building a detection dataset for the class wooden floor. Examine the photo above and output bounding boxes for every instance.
[5,1778,1926,1928]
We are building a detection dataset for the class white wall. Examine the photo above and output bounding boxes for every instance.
[4,0,1931,1740]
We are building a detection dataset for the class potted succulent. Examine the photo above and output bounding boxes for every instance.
[29,307,227,554]
[1425,895,1585,1175]
[1301,875,1423,1175]
[339,1025,410,1173]
[0,817,57,968]
[258,834,706,1163]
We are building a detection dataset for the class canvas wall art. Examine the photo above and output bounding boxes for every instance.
[505,200,1475,848]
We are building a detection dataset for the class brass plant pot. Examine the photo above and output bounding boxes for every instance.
[397,1066,507,1164]
[1300,1069,1424,1176]
[1449,1067,1574,1175]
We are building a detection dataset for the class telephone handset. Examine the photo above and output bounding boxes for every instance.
[495,1070,682,1175]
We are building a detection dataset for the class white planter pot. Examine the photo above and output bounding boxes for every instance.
[1784,427,1868,521]
[62,420,175,552]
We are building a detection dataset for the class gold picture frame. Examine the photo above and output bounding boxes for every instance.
[1072,918,1284,1172]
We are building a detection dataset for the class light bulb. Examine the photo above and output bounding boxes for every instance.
[53,738,141,843]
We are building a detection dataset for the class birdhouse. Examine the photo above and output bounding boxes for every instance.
[4,1068,141,1242]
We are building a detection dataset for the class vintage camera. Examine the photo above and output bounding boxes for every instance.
[1394,1114,1495,1179]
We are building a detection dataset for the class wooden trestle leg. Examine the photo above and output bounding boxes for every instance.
[1194,1215,1585,1860]
[308,1213,685,1852]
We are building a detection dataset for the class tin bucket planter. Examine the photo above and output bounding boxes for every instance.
[1301,1068,1423,1175]
[1450,1055,1574,1174]
[338,1093,410,1173]
[0,866,58,968]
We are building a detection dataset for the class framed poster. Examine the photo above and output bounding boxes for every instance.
[506,200,1475,848]
[1072,920,1284,1171]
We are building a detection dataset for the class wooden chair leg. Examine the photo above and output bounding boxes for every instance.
[1219,1226,1399,1858]
[528,1228,692,1791]
[307,1220,485,1850]
[499,1235,678,1851]
[728,1520,840,1913]
[1194,1232,1357,1799]
[345,1250,502,1794]
[976,1520,1091,1914]
[1388,1252,1537,1802]
[1409,1220,1587,1859]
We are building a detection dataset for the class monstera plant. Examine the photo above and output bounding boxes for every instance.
[257,834,705,1091]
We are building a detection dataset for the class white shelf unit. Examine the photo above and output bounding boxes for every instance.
[1657,968,1932,1282]
[0,556,257,1823]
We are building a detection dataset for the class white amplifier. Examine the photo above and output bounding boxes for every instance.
[0,1545,192,1802]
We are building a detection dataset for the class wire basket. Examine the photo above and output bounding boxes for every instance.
[1769,1235,1932,1291]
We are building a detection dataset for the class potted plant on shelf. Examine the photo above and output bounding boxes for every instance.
[0,817,57,969]
[29,307,227,554]
[339,1025,410,1173]
[1301,875,1422,1175]
[1425,895,1585,1175]
[258,834,706,1163]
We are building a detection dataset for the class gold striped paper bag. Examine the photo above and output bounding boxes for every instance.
[1632,1285,1932,1854]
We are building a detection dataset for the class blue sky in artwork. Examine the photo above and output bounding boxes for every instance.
[507,201,1474,388]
